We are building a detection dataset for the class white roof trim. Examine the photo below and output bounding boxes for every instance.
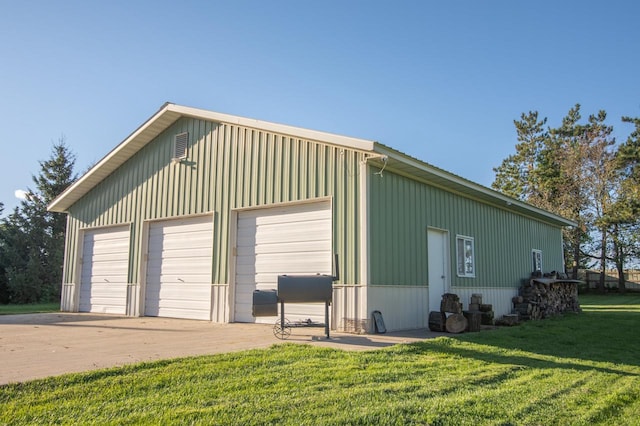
[47,102,576,228]
[371,143,577,228]
[47,103,376,212]
[169,104,376,152]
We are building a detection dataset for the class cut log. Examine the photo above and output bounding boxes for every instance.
[463,310,482,332]
[479,304,493,312]
[496,314,519,326]
[445,313,468,333]
[428,311,446,332]
[440,293,462,314]
[481,310,494,325]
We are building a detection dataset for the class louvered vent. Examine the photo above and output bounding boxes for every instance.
[173,132,188,160]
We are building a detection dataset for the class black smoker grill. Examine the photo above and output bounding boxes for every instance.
[252,258,339,340]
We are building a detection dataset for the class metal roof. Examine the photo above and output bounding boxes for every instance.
[47,102,577,228]
[369,144,576,228]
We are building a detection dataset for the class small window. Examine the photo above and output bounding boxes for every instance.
[173,132,188,160]
[456,235,475,277]
[532,249,543,273]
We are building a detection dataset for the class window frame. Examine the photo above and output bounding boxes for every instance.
[456,235,476,278]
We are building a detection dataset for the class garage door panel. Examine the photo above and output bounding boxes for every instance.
[255,253,331,268]
[147,258,212,274]
[152,284,211,300]
[242,206,331,223]
[79,226,130,315]
[238,241,328,256]
[149,247,212,260]
[149,235,212,251]
[252,226,330,245]
[84,260,129,274]
[87,253,130,265]
[150,219,211,234]
[145,216,213,321]
[234,201,332,324]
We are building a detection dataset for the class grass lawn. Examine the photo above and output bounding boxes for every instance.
[1,294,639,425]
[0,302,59,315]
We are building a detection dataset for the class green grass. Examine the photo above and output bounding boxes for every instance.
[1,295,639,425]
[0,302,59,315]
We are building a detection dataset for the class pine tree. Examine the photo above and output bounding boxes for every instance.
[493,105,624,281]
[492,111,548,201]
[0,139,76,303]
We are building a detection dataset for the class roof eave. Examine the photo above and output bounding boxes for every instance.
[371,143,577,228]
[47,103,377,213]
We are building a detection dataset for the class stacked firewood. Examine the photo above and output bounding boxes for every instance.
[468,293,495,326]
[515,278,582,320]
[428,293,468,333]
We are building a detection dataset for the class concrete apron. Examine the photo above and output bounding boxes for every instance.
[0,313,441,385]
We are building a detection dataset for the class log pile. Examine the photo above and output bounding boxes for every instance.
[516,277,582,320]
[428,293,468,333]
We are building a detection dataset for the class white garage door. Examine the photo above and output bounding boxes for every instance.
[234,201,333,324]
[145,215,213,320]
[79,226,130,314]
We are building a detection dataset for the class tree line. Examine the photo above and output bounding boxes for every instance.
[492,104,640,292]
[0,140,76,303]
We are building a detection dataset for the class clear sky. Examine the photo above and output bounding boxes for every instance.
[1,1,638,216]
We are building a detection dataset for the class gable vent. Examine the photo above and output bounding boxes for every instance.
[173,132,188,160]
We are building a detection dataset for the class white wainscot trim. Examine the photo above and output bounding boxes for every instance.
[368,285,429,332]
[332,285,368,333]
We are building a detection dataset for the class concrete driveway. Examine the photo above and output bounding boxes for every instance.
[0,313,439,385]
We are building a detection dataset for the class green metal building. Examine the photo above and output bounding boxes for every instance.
[48,103,575,332]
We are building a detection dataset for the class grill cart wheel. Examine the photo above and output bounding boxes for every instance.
[273,318,292,340]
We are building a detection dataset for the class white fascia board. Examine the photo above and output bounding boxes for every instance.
[48,103,377,213]
[371,143,577,228]
[48,103,179,213]
[168,104,376,152]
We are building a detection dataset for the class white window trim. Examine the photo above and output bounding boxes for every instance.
[456,235,476,278]
[532,249,543,273]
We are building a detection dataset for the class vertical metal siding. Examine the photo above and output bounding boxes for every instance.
[63,118,364,294]
[369,169,566,288]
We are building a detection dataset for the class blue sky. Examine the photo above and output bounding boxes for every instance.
[1,1,638,215]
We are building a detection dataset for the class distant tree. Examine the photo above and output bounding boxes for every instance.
[617,116,640,214]
[492,111,548,201]
[602,116,640,292]
[575,111,617,291]
[0,139,76,303]
[493,105,632,283]
[0,202,7,303]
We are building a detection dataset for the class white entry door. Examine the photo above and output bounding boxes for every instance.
[234,201,332,323]
[79,226,130,314]
[428,228,449,313]
[145,215,213,320]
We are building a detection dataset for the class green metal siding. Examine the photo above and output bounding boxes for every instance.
[369,169,565,288]
[64,117,364,287]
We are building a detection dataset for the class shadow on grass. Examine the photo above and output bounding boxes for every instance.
[407,336,639,378]
[414,304,640,373]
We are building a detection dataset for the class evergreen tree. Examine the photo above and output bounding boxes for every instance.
[493,105,627,282]
[603,116,640,292]
[0,139,76,303]
[492,111,548,201]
